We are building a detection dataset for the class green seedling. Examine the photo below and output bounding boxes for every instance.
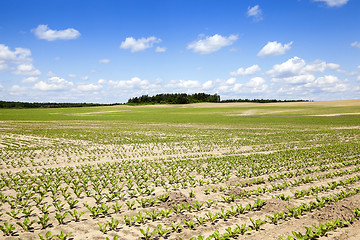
[55,212,68,225]
[54,231,72,240]
[38,213,50,229]
[68,210,85,222]
[0,222,16,236]
[38,231,54,240]
[17,217,36,232]
[139,227,156,240]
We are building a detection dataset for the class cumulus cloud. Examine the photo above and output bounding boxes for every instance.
[22,76,38,83]
[0,44,32,64]
[120,37,161,52]
[33,76,73,91]
[267,56,338,78]
[305,75,348,92]
[99,59,110,64]
[245,77,268,92]
[313,0,349,7]
[32,25,80,41]
[109,77,154,89]
[230,65,261,76]
[9,85,27,95]
[202,80,214,89]
[0,44,40,75]
[351,41,360,49]
[0,60,7,71]
[187,34,238,54]
[13,63,41,75]
[155,47,167,52]
[77,83,102,91]
[166,80,201,90]
[258,41,293,57]
[247,5,263,22]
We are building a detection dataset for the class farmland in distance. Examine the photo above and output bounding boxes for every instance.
[0,100,360,240]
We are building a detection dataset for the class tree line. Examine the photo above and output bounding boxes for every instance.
[127,93,311,104]
[0,101,119,109]
[127,93,221,104]
[0,94,311,108]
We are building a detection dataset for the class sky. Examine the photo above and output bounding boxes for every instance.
[0,0,359,103]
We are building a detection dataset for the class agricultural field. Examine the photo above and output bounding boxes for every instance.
[0,100,360,240]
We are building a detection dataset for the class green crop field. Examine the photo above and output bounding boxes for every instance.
[0,100,360,240]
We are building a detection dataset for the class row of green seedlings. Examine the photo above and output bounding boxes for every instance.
[1,157,358,223]
[267,156,360,182]
[0,221,72,240]
[3,129,360,176]
[0,208,88,236]
[266,187,360,225]
[221,167,360,202]
[2,142,358,196]
[140,217,266,240]
[186,187,360,240]
[273,174,360,201]
[0,193,170,234]
[280,208,360,240]
[232,143,360,178]
[189,208,360,240]
[1,154,357,207]
[1,144,358,204]
[123,199,266,239]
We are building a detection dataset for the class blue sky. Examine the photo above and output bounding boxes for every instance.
[0,0,359,103]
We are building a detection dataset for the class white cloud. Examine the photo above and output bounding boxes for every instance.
[258,41,293,57]
[327,63,340,70]
[155,47,167,52]
[267,56,306,77]
[273,74,316,84]
[32,24,80,41]
[99,59,110,64]
[0,44,40,74]
[47,71,56,77]
[22,76,38,83]
[245,77,268,93]
[9,85,26,95]
[98,79,106,84]
[267,56,350,96]
[33,76,74,91]
[68,74,77,78]
[268,57,342,79]
[0,60,7,71]
[247,5,263,22]
[120,36,161,52]
[109,77,153,89]
[226,78,236,85]
[351,41,360,49]
[314,0,349,7]
[0,44,31,63]
[202,80,213,89]
[166,80,201,89]
[77,83,102,91]
[81,76,89,81]
[187,34,238,54]
[13,63,41,75]
[305,75,348,92]
[230,64,261,76]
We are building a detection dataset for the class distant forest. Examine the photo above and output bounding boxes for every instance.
[0,101,119,109]
[0,94,311,108]
[127,93,220,104]
[127,93,311,104]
